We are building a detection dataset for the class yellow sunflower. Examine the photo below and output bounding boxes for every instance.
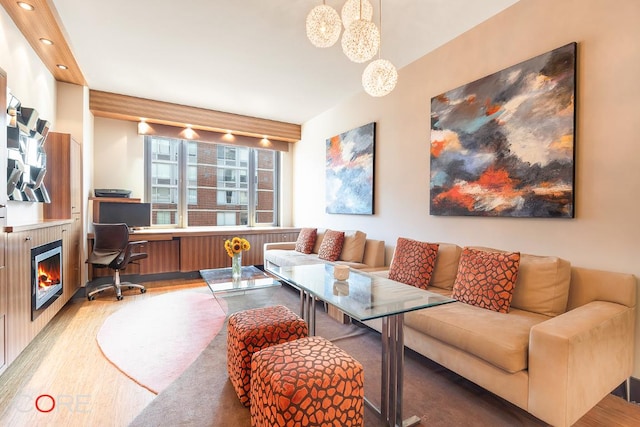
[224,237,250,257]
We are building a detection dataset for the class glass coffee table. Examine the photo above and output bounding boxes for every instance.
[267,263,455,427]
[200,265,280,294]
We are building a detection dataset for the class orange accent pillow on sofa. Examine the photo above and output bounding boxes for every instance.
[295,228,317,254]
[452,247,520,313]
[318,230,345,262]
[388,238,439,289]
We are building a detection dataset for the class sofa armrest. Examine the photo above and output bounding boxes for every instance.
[528,301,635,427]
[264,241,296,251]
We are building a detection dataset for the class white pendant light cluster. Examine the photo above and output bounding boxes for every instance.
[306,2,342,48]
[305,0,398,96]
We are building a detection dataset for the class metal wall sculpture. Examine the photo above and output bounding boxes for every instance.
[6,90,50,202]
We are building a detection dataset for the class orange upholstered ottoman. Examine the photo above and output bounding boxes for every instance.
[250,336,364,427]
[227,305,308,406]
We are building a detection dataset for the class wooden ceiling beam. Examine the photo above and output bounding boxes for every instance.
[89,90,301,143]
[0,0,85,85]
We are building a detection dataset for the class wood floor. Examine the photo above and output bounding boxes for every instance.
[0,279,203,427]
[1,278,639,427]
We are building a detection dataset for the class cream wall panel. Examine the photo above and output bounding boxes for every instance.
[294,0,640,375]
[93,117,145,199]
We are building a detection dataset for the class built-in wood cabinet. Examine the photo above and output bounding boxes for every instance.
[88,228,300,279]
[43,132,83,293]
[4,223,70,365]
[43,132,82,218]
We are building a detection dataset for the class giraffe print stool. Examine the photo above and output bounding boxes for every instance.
[250,336,364,427]
[227,305,308,406]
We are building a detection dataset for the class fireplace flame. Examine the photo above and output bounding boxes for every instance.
[38,264,60,290]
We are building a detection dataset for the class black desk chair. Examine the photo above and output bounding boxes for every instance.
[87,223,147,301]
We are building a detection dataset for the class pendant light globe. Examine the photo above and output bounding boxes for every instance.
[306,4,342,48]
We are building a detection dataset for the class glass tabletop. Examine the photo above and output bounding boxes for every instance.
[200,265,280,294]
[266,263,455,321]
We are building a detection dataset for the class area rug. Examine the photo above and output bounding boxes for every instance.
[130,285,549,427]
[96,290,227,394]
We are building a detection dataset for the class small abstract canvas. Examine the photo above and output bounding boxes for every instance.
[326,122,375,215]
[430,42,576,218]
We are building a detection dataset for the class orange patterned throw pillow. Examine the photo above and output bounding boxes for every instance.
[389,238,439,289]
[318,229,345,262]
[452,247,521,313]
[294,228,317,254]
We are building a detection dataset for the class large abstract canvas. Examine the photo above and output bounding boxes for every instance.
[326,122,375,215]
[430,42,576,218]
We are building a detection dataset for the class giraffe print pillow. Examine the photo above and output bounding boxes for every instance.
[452,247,521,313]
[388,237,439,289]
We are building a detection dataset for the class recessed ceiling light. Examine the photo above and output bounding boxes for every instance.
[17,2,34,11]
[56,64,68,70]
[39,38,54,45]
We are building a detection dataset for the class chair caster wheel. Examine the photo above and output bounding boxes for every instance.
[88,295,95,301]
[141,288,147,294]
[117,295,124,301]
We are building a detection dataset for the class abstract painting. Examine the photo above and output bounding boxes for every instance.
[430,42,576,218]
[326,122,375,215]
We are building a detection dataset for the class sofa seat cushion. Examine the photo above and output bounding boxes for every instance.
[264,249,368,269]
[405,302,549,373]
[264,249,324,267]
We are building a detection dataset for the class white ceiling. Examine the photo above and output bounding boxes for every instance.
[51,0,518,124]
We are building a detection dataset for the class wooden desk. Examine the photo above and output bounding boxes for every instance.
[88,227,300,280]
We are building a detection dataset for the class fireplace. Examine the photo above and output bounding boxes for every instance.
[32,239,63,320]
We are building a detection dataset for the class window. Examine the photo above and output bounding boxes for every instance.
[145,136,279,227]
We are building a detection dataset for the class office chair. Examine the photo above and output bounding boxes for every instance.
[87,223,148,301]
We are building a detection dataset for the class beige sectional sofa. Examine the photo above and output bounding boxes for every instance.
[366,242,636,427]
[263,229,385,270]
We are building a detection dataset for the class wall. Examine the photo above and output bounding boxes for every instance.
[294,0,640,376]
[56,81,93,285]
[1,7,56,224]
[93,117,145,198]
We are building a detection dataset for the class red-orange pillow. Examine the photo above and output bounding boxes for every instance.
[318,230,345,262]
[388,238,439,289]
[295,228,317,254]
[452,247,521,313]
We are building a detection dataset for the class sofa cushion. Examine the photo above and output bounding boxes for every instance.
[510,254,571,317]
[295,228,317,254]
[388,238,439,289]
[318,230,345,262]
[452,247,520,313]
[431,243,463,290]
[405,302,549,373]
[339,230,367,263]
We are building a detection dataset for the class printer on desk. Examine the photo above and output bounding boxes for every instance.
[94,189,132,198]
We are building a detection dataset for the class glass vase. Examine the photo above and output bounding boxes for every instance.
[232,252,242,279]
